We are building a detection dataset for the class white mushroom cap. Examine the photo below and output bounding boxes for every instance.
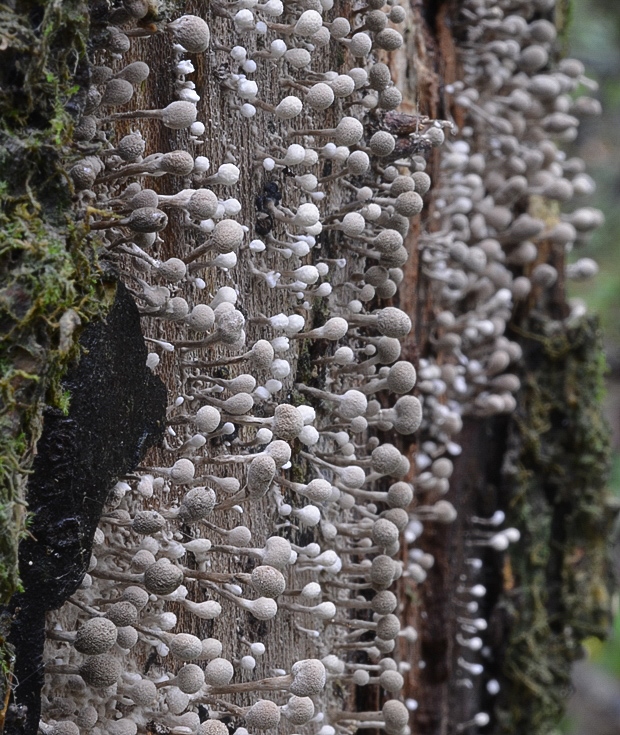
[205,657,235,686]
[170,633,204,660]
[275,96,303,119]
[196,405,221,433]
[306,83,334,110]
[251,565,286,597]
[198,721,229,735]
[79,654,123,688]
[144,558,184,595]
[282,695,315,724]
[334,116,364,146]
[170,458,195,484]
[168,14,211,52]
[294,9,323,36]
[74,617,118,655]
[245,700,281,730]
[290,658,326,696]
[176,663,206,693]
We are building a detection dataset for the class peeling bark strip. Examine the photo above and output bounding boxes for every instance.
[0,0,614,734]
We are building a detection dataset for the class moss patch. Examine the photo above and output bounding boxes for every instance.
[495,315,614,734]
[0,0,108,613]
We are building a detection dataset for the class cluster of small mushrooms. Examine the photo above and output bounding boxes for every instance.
[42,0,602,732]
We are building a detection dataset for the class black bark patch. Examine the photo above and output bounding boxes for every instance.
[2,281,166,735]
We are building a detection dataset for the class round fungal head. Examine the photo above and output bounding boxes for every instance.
[106,600,138,627]
[248,454,277,499]
[161,101,198,129]
[177,663,206,693]
[382,699,409,734]
[263,536,293,569]
[79,653,122,688]
[334,116,364,146]
[272,404,304,441]
[245,700,281,730]
[372,518,400,548]
[386,361,417,394]
[179,487,216,521]
[199,721,229,735]
[196,405,221,433]
[74,617,118,655]
[251,565,286,598]
[284,696,315,724]
[290,658,327,696]
[169,636,202,664]
[377,307,412,338]
[204,657,234,686]
[144,558,184,595]
[168,14,211,52]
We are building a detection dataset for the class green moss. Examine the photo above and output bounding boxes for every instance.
[0,0,111,611]
[496,315,614,734]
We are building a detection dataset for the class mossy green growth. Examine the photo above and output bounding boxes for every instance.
[0,0,111,609]
[496,315,614,735]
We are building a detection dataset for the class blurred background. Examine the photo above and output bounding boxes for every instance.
[562,0,620,731]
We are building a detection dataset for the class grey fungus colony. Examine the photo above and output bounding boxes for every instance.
[43,0,602,733]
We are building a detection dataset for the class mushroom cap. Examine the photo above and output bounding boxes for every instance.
[159,150,195,176]
[144,558,184,595]
[263,439,292,468]
[177,663,206,693]
[376,614,401,641]
[106,600,138,627]
[283,695,315,724]
[376,27,404,50]
[196,405,221,433]
[126,207,168,233]
[275,96,303,119]
[228,525,252,546]
[132,509,166,535]
[368,63,391,91]
[320,317,349,340]
[204,657,234,686]
[245,597,278,620]
[370,555,396,589]
[263,536,293,569]
[395,190,424,217]
[376,307,412,338]
[187,304,216,332]
[381,508,408,532]
[198,721,229,735]
[386,361,417,394]
[334,116,364,146]
[166,686,190,714]
[122,585,149,610]
[117,132,146,161]
[251,339,275,370]
[212,218,245,254]
[170,458,196,484]
[387,481,414,509]
[371,590,398,615]
[170,633,204,660]
[156,257,187,282]
[248,454,277,498]
[285,47,311,69]
[221,391,253,414]
[372,518,400,549]
[371,444,404,475]
[116,625,138,649]
[245,700,281,730]
[294,9,323,36]
[168,14,211,52]
[393,396,422,435]
[79,653,122,688]
[116,60,150,84]
[302,479,332,503]
[189,189,219,220]
[251,565,286,598]
[101,78,134,107]
[370,131,396,157]
[179,487,216,521]
[338,389,367,419]
[382,700,409,735]
[74,617,118,655]
[128,678,157,705]
[272,404,304,441]
[341,212,366,237]
[349,31,372,57]
[160,101,198,129]
[306,82,334,110]
[290,658,326,696]
[379,670,404,693]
